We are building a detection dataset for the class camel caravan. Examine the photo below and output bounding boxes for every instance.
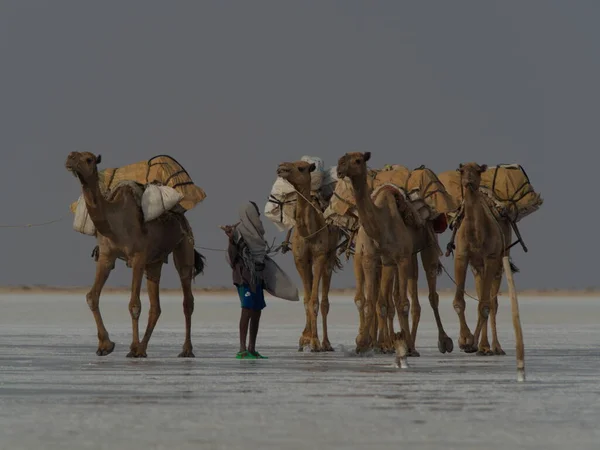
[66,150,542,381]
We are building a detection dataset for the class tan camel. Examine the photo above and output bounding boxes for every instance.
[451,162,511,355]
[276,160,341,352]
[339,153,454,356]
[65,151,205,358]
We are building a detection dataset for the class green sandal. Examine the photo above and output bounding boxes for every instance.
[236,351,257,359]
[250,351,268,359]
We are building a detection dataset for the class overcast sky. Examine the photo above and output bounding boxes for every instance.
[1,1,598,291]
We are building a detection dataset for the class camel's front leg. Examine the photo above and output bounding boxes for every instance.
[138,262,163,357]
[452,254,476,353]
[127,253,146,358]
[87,252,117,356]
[473,257,499,356]
[489,273,505,355]
[421,246,453,354]
[308,255,327,352]
[395,259,416,356]
[320,263,334,352]
[378,264,395,353]
[386,273,398,353]
[353,250,366,346]
[294,255,313,351]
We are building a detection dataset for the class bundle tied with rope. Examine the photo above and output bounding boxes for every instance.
[438,164,543,255]
[69,155,207,236]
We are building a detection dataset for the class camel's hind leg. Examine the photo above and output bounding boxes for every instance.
[127,253,147,358]
[320,262,334,352]
[294,254,313,351]
[137,262,164,356]
[452,254,476,353]
[407,254,421,354]
[377,263,395,353]
[395,259,416,356]
[385,273,398,354]
[357,255,378,353]
[87,251,117,356]
[174,240,197,358]
[308,255,326,352]
[421,245,453,354]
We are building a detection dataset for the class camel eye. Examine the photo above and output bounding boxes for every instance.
[298,167,305,172]
[355,159,361,164]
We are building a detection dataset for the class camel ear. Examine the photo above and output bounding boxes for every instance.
[479,164,488,173]
[363,152,371,162]
[458,163,464,172]
[309,163,316,173]
[95,154,102,165]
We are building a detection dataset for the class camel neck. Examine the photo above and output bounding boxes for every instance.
[81,176,114,238]
[349,171,380,240]
[463,187,486,243]
[294,184,324,237]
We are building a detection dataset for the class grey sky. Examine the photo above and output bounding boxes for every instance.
[1,1,597,290]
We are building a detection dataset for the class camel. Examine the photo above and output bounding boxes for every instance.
[451,162,511,356]
[65,151,205,358]
[276,160,341,352]
[337,152,453,356]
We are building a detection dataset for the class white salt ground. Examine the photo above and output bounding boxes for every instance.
[1,293,599,450]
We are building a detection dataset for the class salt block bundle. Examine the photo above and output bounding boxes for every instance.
[71,155,206,236]
[264,156,338,232]
[437,164,543,223]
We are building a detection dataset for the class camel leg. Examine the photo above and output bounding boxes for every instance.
[127,253,146,358]
[474,258,499,356]
[395,259,417,356]
[308,255,327,352]
[174,241,196,358]
[357,255,377,353]
[408,255,421,353]
[353,251,366,347]
[421,246,453,354]
[452,254,476,353]
[294,255,313,351]
[320,263,334,352]
[385,273,398,354]
[369,263,381,346]
[138,262,163,356]
[377,264,395,353]
[490,273,506,355]
[86,252,117,356]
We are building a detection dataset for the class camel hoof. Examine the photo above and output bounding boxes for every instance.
[126,350,147,358]
[493,348,506,356]
[407,349,421,357]
[321,342,335,352]
[438,336,454,354]
[476,349,494,356]
[96,341,115,356]
[178,350,195,358]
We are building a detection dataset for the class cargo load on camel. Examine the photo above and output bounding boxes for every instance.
[264,156,338,232]
[438,164,543,223]
[324,164,457,234]
[71,155,206,236]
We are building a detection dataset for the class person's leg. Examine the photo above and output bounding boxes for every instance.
[237,285,253,357]
[248,310,262,353]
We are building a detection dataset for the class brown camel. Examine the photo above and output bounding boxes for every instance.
[451,162,511,356]
[338,153,454,356]
[65,151,205,358]
[276,160,341,352]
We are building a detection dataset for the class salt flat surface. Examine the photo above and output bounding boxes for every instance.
[1,293,600,450]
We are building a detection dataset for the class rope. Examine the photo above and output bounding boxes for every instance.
[439,262,479,302]
[0,215,67,228]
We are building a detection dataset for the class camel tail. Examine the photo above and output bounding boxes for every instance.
[436,261,443,277]
[333,254,344,273]
[193,250,206,279]
[509,259,520,274]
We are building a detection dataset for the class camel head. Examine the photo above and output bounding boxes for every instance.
[336,151,371,179]
[458,162,487,191]
[276,161,315,189]
[66,151,102,186]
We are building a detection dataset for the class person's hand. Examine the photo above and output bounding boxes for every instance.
[220,225,236,240]
[255,261,266,272]
[280,241,291,254]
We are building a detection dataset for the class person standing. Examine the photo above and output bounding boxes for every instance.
[224,201,269,359]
